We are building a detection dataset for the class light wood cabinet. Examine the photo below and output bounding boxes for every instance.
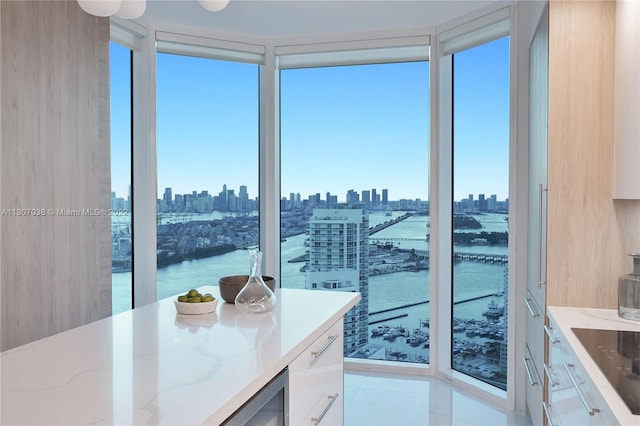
[289,319,345,425]
[613,0,640,200]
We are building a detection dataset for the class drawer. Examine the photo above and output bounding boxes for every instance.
[524,290,545,375]
[545,315,619,426]
[523,343,543,426]
[289,320,344,425]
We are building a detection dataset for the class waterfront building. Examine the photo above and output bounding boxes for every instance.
[382,188,388,205]
[306,204,370,354]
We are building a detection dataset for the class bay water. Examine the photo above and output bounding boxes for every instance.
[112,211,507,365]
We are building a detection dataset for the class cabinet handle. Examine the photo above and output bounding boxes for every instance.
[537,184,547,288]
[524,297,539,317]
[312,335,339,359]
[563,362,600,416]
[542,401,556,426]
[543,362,558,387]
[544,324,557,344]
[523,357,537,386]
[311,393,339,425]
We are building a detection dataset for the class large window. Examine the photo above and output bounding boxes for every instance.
[155,53,260,299]
[110,41,133,315]
[280,59,430,362]
[451,36,510,389]
[110,2,516,400]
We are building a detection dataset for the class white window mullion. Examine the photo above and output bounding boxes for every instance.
[260,42,281,279]
[132,23,158,308]
[433,52,453,375]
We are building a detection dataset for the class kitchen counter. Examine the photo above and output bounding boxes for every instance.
[547,306,640,425]
[1,287,360,425]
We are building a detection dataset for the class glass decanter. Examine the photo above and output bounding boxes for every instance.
[619,253,640,321]
[235,249,277,313]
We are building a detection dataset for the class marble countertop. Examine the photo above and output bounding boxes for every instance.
[1,287,360,425]
[547,306,640,425]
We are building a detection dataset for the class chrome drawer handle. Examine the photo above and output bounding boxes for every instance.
[563,362,600,416]
[542,401,556,426]
[524,297,539,317]
[523,356,537,386]
[537,184,548,288]
[543,362,558,387]
[544,325,557,344]
[311,393,339,425]
[312,335,339,359]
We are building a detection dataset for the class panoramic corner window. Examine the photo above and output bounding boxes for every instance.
[155,52,260,299]
[451,36,510,389]
[279,46,430,363]
[110,41,133,315]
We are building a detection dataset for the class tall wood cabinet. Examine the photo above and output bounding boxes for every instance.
[524,0,639,423]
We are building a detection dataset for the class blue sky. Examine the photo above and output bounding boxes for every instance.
[110,36,509,203]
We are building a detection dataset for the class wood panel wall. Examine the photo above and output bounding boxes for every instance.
[0,0,111,351]
[547,0,640,308]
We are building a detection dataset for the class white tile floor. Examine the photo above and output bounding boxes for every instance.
[344,370,532,426]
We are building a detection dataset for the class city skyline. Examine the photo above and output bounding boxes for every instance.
[111,183,508,208]
[110,36,509,209]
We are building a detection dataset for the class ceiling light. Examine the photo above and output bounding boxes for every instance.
[77,0,229,18]
[199,0,230,13]
[77,0,122,17]
[116,0,146,19]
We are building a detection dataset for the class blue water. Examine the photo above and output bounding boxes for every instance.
[112,211,508,368]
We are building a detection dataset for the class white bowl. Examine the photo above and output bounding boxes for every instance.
[174,298,218,315]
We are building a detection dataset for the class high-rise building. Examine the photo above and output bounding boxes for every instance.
[306,204,369,354]
[371,189,377,207]
[163,187,173,208]
[488,194,497,211]
[361,190,371,207]
[479,194,486,211]
[346,189,359,204]
[239,185,249,212]
[382,188,388,205]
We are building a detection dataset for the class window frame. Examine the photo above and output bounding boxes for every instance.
[110,0,523,410]
[432,3,518,410]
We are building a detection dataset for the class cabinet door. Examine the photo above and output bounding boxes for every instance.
[527,2,548,306]
[526,4,549,422]
[289,320,344,425]
[523,343,543,426]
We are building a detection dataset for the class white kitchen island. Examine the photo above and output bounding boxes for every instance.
[1,287,360,425]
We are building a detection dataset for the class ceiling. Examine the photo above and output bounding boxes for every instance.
[134,0,496,39]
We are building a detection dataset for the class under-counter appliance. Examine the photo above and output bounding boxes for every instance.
[572,328,640,415]
[222,368,289,425]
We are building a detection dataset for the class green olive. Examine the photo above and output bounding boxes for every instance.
[202,295,214,302]
[187,289,199,298]
[188,296,202,303]
[177,295,188,302]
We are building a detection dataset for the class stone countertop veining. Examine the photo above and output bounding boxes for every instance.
[547,306,640,425]
[0,287,360,425]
